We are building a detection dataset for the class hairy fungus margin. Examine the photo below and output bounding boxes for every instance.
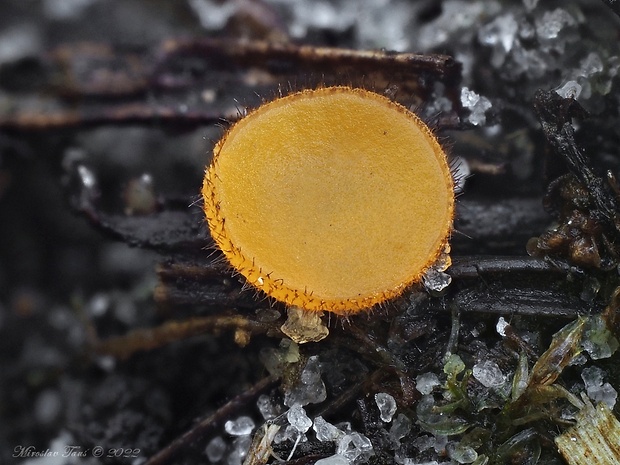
[202,86,454,314]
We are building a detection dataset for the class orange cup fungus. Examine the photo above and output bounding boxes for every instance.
[202,86,454,314]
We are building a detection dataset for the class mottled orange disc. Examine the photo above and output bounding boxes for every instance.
[202,86,454,314]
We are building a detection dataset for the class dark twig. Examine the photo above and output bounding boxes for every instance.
[0,104,223,134]
[143,375,278,465]
[154,38,461,88]
[448,255,570,278]
[94,315,282,359]
[0,39,463,134]
[533,90,620,236]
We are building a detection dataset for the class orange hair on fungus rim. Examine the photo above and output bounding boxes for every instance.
[202,86,454,315]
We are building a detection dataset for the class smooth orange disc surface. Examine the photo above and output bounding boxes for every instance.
[202,86,454,314]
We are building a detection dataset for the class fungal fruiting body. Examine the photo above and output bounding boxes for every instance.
[202,86,454,314]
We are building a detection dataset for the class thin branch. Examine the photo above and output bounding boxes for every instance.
[93,315,281,359]
[144,375,279,465]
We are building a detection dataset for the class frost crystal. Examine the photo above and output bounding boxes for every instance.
[412,434,435,452]
[579,52,604,77]
[227,435,252,465]
[337,432,374,462]
[402,461,440,465]
[581,366,618,409]
[42,0,97,20]
[416,0,494,50]
[206,436,227,462]
[189,0,237,30]
[473,361,505,388]
[460,87,492,126]
[233,435,252,455]
[34,389,62,424]
[479,14,518,51]
[257,394,281,420]
[315,454,350,465]
[287,404,312,434]
[535,8,576,40]
[582,316,619,360]
[335,422,352,433]
[460,87,482,107]
[301,356,322,384]
[389,413,412,444]
[224,416,255,436]
[446,441,478,464]
[422,93,454,119]
[422,269,452,294]
[416,373,440,395]
[375,392,397,422]
[506,45,548,80]
[88,293,110,317]
[496,317,509,337]
[582,366,605,388]
[570,353,588,366]
[259,339,299,377]
[284,355,327,407]
[433,435,448,453]
[595,385,618,409]
[274,424,306,445]
[555,81,581,100]
[313,416,344,442]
